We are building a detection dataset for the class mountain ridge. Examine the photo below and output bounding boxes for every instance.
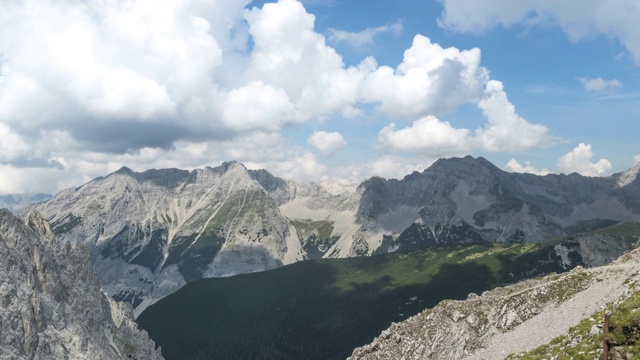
[24,156,640,314]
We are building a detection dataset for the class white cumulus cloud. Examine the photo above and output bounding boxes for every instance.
[377,81,554,154]
[378,116,471,154]
[558,143,612,176]
[476,80,555,152]
[362,35,487,119]
[307,131,347,156]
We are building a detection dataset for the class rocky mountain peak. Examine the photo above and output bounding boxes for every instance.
[114,165,134,175]
[220,160,239,171]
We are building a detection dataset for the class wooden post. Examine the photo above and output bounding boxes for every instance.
[603,312,609,359]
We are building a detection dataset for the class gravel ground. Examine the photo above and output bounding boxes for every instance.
[466,260,640,359]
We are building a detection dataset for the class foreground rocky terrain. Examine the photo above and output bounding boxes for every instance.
[349,241,640,359]
[0,209,162,360]
[26,156,640,314]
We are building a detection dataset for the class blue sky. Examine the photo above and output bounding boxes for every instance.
[0,0,639,194]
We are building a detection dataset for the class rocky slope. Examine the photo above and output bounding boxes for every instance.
[26,156,640,314]
[349,241,640,360]
[0,209,162,360]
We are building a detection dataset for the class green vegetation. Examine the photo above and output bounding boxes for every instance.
[51,214,82,236]
[508,283,640,360]
[137,241,579,360]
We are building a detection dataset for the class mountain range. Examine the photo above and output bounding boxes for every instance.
[24,156,640,315]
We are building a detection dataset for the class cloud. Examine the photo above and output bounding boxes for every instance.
[307,131,347,156]
[361,35,488,119]
[331,156,431,183]
[245,152,328,181]
[558,143,612,176]
[578,77,623,92]
[0,0,555,194]
[1,0,366,151]
[377,81,555,154]
[222,81,296,131]
[243,0,364,121]
[328,20,403,46]
[438,0,640,64]
[476,80,556,151]
[377,116,471,154]
[0,123,29,162]
[505,159,550,175]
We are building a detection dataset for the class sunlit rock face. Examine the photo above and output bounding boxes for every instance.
[0,209,163,360]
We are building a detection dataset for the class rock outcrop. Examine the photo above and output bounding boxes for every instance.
[0,209,162,360]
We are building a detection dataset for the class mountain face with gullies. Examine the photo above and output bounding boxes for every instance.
[27,156,640,315]
[0,209,162,360]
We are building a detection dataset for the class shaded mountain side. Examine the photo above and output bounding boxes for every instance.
[135,229,629,360]
[0,209,162,359]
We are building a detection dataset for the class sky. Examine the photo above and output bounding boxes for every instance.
[0,0,639,194]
